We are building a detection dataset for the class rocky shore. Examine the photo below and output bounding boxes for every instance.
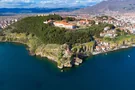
[1,32,135,69]
[0,33,88,69]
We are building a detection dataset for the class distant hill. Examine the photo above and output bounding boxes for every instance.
[74,0,135,14]
[0,8,81,14]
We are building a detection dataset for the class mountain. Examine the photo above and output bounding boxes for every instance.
[74,0,135,14]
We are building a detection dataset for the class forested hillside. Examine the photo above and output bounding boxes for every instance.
[9,15,112,44]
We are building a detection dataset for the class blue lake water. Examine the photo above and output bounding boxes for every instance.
[0,43,135,90]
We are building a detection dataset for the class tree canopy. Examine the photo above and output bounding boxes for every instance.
[10,14,112,44]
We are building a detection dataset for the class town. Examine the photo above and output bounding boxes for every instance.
[1,13,135,56]
[39,13,135,34]
[0,14,32,30]
[41,13,135,54]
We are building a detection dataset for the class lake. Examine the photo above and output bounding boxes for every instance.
[0,43,135,90]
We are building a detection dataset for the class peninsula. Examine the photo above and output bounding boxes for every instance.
[0,14,135,69]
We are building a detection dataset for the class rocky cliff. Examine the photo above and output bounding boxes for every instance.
[0,32,95,69]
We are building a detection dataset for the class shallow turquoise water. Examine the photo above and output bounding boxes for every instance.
[0,43,135,90]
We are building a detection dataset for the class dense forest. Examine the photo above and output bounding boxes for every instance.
[10,14,113,44]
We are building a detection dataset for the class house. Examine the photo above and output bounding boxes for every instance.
[95,21,99,25]
[37,14,48,16]
[43,20,54,24]
[96,46,101,51]
[14,19,18,22]
[101,46,106,51]
[131,28,135,34]
[104,26,110,31]
[129,25,135,34]
[78,19,94,26]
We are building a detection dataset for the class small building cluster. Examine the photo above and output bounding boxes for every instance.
[0,19,18,29]
[94,15,135,34]
[42,14,135,34]
[95,40,110,52]
[100,26,117,38]
[130,28,135,34]
[37,14,49,17]
[127,25,135,34]
[77,19,94,26]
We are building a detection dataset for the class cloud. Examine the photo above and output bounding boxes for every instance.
[0,0,32,3]
[0,0,103,8]
[0,0,35,8]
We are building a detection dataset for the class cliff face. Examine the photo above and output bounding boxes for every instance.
[0,32,135,69]
[0,32,95,69]
[35,44,61,62]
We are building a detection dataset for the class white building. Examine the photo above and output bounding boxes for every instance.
[131,28,135,34]
[53,21,76,29]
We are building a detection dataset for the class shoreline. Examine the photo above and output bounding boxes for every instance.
[1,41,134,57]
[0,41,59,62]
[92,45,135,55]
[1,40,135,69]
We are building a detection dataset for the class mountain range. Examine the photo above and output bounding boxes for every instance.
[74,0,135,14]
[0,8,81,15]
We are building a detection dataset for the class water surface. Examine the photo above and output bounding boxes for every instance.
[0,43,135,90]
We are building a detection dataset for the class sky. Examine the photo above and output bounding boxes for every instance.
[0,0,103,8]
